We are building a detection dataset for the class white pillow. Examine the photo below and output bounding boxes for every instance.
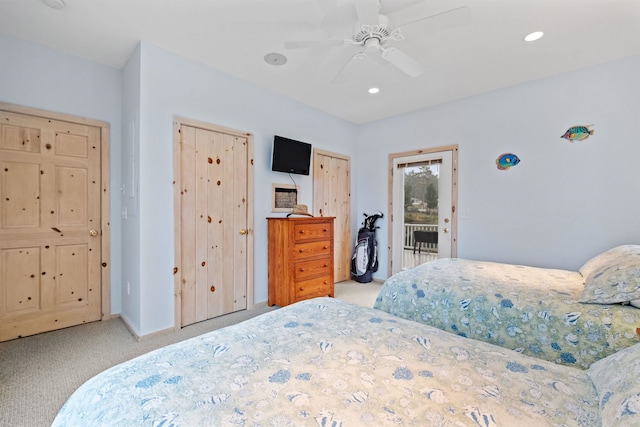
[579,245,640,304]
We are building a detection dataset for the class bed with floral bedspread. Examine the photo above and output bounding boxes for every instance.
[374,245,640,369]
[51,296,640,426]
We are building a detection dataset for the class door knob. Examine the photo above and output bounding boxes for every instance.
[443,228,449,233]
[89,229,98,236]
[239,229,248,235]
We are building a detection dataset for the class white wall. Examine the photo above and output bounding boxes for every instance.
[132,42,358,335]
[0,34,123,314]
[5,32,639,337]
[0,35,358,337]
[356,54,640,278]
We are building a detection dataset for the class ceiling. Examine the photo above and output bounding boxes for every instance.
[1,0,640,124]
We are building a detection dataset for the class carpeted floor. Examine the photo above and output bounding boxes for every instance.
[334,278,382,307]
[0,280,382,427]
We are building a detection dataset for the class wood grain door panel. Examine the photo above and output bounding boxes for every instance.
[0,110,102,341]
[178,123,251,327]
[313,150,351,282]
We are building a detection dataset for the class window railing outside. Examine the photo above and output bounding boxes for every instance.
[404,223,438,251]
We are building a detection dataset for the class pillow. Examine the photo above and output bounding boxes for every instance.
[587,343,640,427]
[579,245,640,304]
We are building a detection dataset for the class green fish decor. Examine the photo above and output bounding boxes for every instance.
[561,125,594,142]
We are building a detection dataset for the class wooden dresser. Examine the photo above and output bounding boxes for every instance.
[267,217,335,307]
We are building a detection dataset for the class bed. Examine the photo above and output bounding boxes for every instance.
[53,297,640,427]
[374,245,640,369]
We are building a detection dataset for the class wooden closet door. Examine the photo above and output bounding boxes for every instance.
[0,110,102,341]
[313,150,351,282]
[179,123,250,326]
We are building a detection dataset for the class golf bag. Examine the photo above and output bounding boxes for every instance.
[351,211,383,283]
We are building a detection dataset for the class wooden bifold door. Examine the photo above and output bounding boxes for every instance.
[174,118,254,328]
[313,149,350,282]
[0,106,109,341]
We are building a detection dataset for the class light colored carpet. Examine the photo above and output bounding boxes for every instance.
[0,280,382,427]
[334,279,382,307]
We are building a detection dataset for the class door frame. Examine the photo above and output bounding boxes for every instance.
[0,102,111,321]
[172,116,254,330]
[388,145,458,275]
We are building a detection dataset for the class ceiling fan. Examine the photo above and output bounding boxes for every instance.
[284,0,470,83]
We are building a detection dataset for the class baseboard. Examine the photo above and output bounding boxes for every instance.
[117,313,144,342]
[119,313,174,342]
[137,326,176,342]
[116,302,272,342]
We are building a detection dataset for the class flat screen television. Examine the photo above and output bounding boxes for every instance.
[271,135,312,175]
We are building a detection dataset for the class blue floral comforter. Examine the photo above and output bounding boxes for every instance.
[374,258,640,369]
[53,298,601,426]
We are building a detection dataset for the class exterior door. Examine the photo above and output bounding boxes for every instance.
[175,119,254,327]
[0,109,103,341]
[389,146,458,275]
[312,149,350,282]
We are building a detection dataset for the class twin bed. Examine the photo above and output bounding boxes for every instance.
[53,246,640,426]
[375,245,640,368]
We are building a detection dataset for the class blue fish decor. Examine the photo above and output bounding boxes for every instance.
[561,125,594,142]
[496,153,520,170]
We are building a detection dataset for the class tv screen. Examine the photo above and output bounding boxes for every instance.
[271,135,312,175]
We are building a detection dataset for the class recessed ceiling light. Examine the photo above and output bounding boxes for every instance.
[264,52,287,66]
[524,31,544,42]
[368,87,380,94]
[43,0,65,9]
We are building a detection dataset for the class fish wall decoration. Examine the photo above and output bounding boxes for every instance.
[496,153,520,170]
[561,125,594,142]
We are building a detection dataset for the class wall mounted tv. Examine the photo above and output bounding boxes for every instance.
[271,135,312,175]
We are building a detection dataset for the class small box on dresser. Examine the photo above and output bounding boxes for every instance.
[267,217,335,307]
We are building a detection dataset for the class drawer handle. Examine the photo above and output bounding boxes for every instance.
[299,230,305,234]
[299,268,305,272]
[299,287,304,291]
[323,264,328,267]
[323,246,328,249]
[299,249,305,253]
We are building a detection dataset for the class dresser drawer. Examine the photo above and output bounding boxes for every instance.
[293,222,332,242]
[292,240,331,260]
[294,257,332,281]
[295,275,333,300]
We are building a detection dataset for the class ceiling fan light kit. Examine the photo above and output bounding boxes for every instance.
[283,0,468,83]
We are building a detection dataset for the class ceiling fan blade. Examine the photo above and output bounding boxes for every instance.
[389,5,471,32]
[332,51,367,84]
[321,3,358,34]
[354,0,380,27]
[381,47,424,77]
[284,39,345,49]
